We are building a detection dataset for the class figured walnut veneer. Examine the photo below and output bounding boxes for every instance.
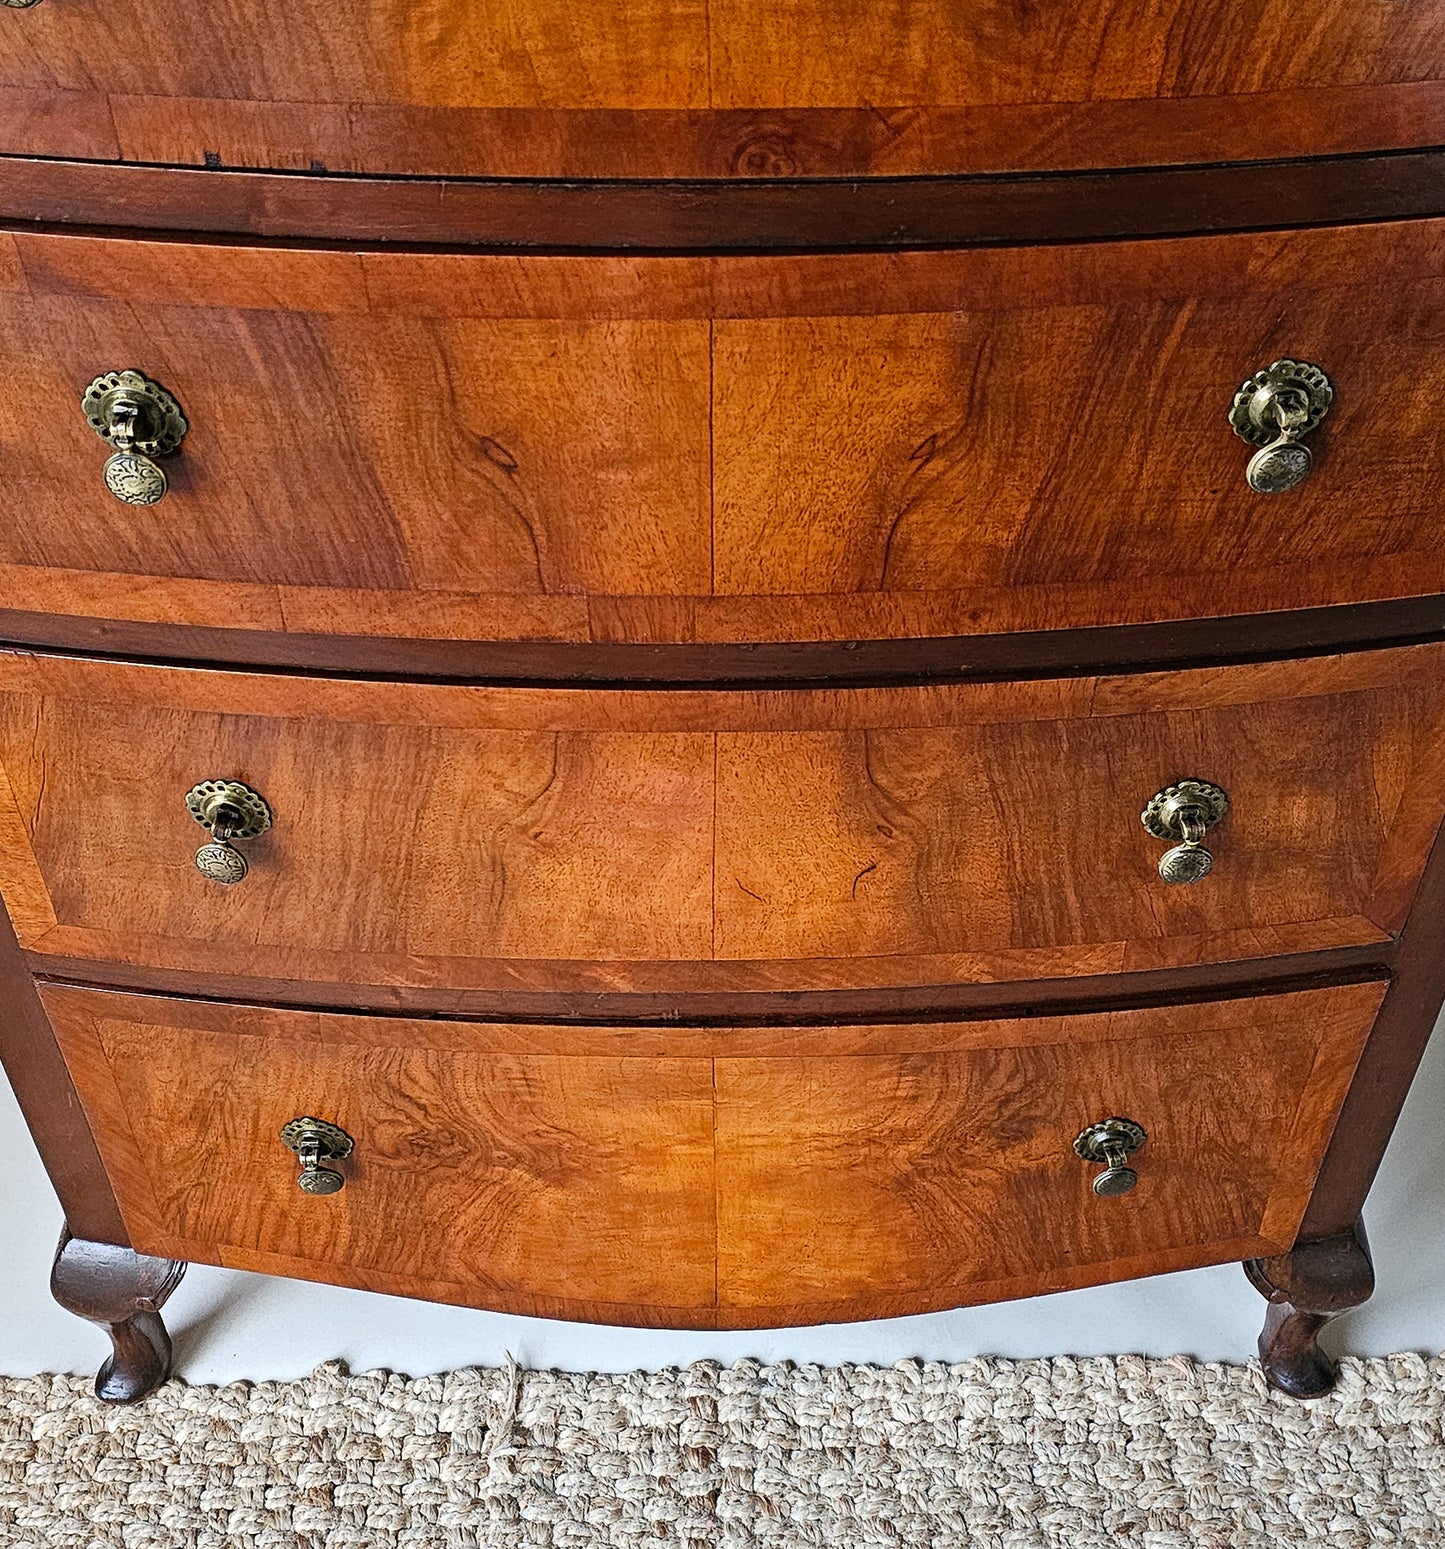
[38,982,1382,1328]
[4,222,1445,649]
[0,646,1441,1000]
[1,0,1443,176]
[2,12,1443,1389]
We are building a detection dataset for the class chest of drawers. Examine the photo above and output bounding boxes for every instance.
[3,0,1445,1405]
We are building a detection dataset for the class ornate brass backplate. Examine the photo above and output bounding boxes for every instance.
[185,780,272,841]
[185,780,272,885]
[1141,778,1229,884]
[1229,359,1333,494]
[1074,1117,1147,1198]
[280,1118,355,1196]
[81,370,189,506]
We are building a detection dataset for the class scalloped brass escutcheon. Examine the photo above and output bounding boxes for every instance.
[81,370,188,506]
[1142,778,1229,885]
[1074,1118,1147,1198]
[280,1118,354,1196]
[1229,358,1333,494]
[185,779,272,885]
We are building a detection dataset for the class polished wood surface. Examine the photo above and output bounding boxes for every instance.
[40,981,1382,1327]
[1,646,1442,997]
[715,987,1381,1318]
[1,13,1443,1371]
[22,946,1397,1027]
[0,902,125,1242]
[1301,816,1445,1242]
[45,989,717,1320]
[5,591,1445,689]
[1246,1221,1374,1398]
[1,2,1442,177]
[5,149,1445,252]
[50,1227,185,1404]
[5,221,1445,648]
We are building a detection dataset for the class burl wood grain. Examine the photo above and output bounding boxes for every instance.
[1,0,1442,176]
[38,981,1383,1326]
[0,645,1442,999]
[4,221,1445,648]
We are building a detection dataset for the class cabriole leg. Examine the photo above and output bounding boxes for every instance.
[1244,1220,1373,1398]
[50,1226,187,1404]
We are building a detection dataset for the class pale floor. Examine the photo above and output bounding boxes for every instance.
[2,1015,1443,1382]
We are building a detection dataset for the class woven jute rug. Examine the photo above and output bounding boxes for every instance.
[2,1354,1443,1547]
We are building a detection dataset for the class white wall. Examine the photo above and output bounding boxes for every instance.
[3,1012,1442,1381]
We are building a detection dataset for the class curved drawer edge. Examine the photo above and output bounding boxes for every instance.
[204,1237,1292,1331]
[5,593,1445,688]
[4,146,1445,251]
[27,941,1394,1026]
[35,979,1385,1327]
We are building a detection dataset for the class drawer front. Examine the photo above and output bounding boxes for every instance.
[40,981,1384,1326]
[4,221,1445,649]
[1,1,1439,176]
[1,646,1443,998]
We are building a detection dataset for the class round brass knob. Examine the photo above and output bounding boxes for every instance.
[1141,779,1228,885]
[1074,1118,1147,1197]
[280,1117,353,1196]
[81,371,187,507]
[1229,359,1333,494]
[185,779,271,885]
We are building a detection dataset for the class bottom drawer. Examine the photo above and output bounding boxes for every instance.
[42,981,1383,1328]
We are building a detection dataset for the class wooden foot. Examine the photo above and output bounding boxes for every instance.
[50,1227,187,1404]
[1244,1221,1373,1398]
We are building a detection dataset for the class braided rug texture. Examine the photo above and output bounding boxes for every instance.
[1,1354,1443,1548]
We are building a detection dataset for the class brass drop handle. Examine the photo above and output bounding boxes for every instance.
[185,779,272,884]
[1141,779,1229,884]
[280,1118,354,1196]
[81,371,188,506]
[1229,358,1333,493]
[1074,1118,1147,1197]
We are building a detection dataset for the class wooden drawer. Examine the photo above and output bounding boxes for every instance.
[39,981,1384,1326]
[1,0,1439,177]
[4,221,1445,650]
[2,645,1444,1001]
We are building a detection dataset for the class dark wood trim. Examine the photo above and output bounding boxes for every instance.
[2,146,1443,253]
[29,944,1392,1028]
[1245,1221,1373,1398]
[1299,813,1445,1241]
[4,593,1445,690]
[50,1228,185,1404]
[0,905,127,1244]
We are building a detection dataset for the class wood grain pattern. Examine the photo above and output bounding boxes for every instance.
[4,592,1445,689]
[1,2,1442,176]
[49,1227,184,1404]
[715,985,1381,1316]
[38,981,1383,1326]
[5,222,1445,648]
[1245,1220,1374,1397]
[21,942,1397,1026]
[0,899,125,1243]
[5,150,1445,253]
[0,646,1441,998]
[1301,814,1445,1241]
[45,992,717,1315]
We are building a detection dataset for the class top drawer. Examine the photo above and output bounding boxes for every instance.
[2,0,1442,177]
[4,220,1445,657]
